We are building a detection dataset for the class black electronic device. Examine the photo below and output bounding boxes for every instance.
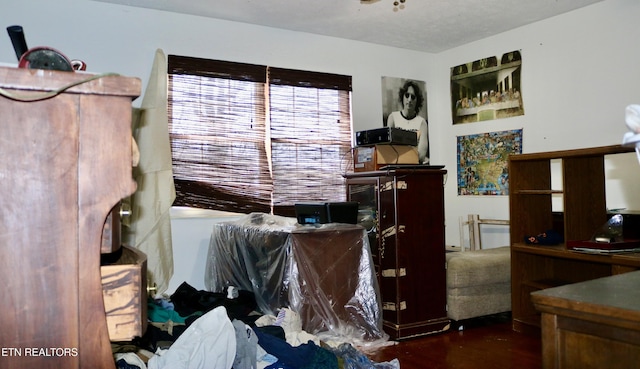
[326,201,359,224]
[355,127,417,147]
[295,203,329,225]
[295,202,359,225]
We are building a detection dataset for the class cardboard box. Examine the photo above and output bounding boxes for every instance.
[354,144,419,172]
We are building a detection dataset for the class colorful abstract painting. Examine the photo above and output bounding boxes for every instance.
[457,129,523,195]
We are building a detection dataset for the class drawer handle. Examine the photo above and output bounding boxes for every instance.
[147,283,157,297]
[119,202,132,218]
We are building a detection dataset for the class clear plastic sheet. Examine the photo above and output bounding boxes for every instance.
[205,213,387,344]
[205,213,297,315]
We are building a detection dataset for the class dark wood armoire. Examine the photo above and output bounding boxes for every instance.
[345,168,450,339]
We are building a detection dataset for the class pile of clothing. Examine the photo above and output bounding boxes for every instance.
[113,282,399,369]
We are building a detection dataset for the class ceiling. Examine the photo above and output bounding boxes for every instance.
[93,0,603,53]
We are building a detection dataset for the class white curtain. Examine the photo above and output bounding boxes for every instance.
[125,48,176,294]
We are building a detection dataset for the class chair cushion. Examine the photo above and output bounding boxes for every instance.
[446,246,510,288]
[446,283,511,321]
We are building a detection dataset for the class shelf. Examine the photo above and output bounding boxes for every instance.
[512,243,572,257]
[512,190,563,195]
[509,145,634,161]
[512,242,640,267]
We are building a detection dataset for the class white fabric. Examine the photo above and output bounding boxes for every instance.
[148,306,236,369]
[254,308,320,347]
[232,319,258,369]
[623,104,640,164]
[114,352,148,369]
[625,104,640,133]
[124,48,176,293]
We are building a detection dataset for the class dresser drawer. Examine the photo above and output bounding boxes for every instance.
[101,245,148,341]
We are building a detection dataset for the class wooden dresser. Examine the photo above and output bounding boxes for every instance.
[531,271,640,369]
[0,67,141,369]
[345,169,450,339]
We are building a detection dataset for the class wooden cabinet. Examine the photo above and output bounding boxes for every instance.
[289,225,384,341]
[345,169,450,339]
[0,67,140,369]
[531,271,640,369]
[508,145,640,334]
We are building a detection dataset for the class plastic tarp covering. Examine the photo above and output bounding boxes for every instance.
[206,213,295,315]
[205,213,387,344]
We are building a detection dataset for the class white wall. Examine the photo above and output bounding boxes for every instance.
[433,0,640,247]
[167,208,242,293]
[0,0,433,132]
[3,0,640,284]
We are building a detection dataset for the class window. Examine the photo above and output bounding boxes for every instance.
[168,55,353,216]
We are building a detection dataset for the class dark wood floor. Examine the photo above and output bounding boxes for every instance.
[366,313,542,369]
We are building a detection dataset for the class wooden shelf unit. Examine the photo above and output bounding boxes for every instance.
[508,145,640,334]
